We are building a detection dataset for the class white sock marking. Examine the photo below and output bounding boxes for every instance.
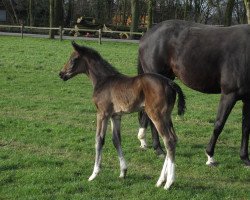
[138,128,147,148]
[164,157,175,190]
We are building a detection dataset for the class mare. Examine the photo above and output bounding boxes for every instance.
[137,19,250,166]
[59,41,186,189]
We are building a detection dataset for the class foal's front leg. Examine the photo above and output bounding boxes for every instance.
[111,115,127,178]
[88,114,109,181]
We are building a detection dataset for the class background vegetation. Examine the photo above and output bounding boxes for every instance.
[0,36,249,199]
[1,0,250,28]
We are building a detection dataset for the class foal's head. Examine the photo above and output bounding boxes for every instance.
[59,41,99,81]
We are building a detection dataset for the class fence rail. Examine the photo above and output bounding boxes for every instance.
[0,24,143,44]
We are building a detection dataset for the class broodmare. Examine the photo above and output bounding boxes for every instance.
[137,19,250,166]
[59,42,186,190]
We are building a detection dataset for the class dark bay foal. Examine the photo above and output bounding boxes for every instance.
[59,42,186,189]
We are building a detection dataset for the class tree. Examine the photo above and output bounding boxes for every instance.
[194,0,201,22]
[54,0,64,27]
[29,0,34,26]
[49,0,54,39]
[224,0,235,26]
[147,0,154,30]
[244,0,250,23]
[65,0,73,27]
[130,0,139,38]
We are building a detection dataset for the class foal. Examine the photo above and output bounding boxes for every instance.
[59,42,186,190]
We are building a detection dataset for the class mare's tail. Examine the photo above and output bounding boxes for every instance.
[168,80,186,116]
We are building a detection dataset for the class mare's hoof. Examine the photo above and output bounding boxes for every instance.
[155,148,165,157]
[205,153,218,167]
[242,158,250,167]
[140,145,147,150]
[206,161,218,167]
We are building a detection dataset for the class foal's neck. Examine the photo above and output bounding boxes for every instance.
[86,57,124,87]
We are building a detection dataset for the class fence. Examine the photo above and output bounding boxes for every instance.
[0,24,143,44]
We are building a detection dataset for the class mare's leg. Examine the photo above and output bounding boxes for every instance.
[149,120,165,156]
[88,114,109,181]
[206,93,236,166]
[138,111,165,155]
[137,111,148,149]
[241,100,250,166]
[111,115,128,178]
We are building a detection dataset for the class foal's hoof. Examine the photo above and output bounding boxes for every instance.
[155,179,165,187]
[119,169,127,178]
[88,173,98,181]
[164,181,174,190]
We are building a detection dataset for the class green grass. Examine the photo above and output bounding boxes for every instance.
[0,36,249,200]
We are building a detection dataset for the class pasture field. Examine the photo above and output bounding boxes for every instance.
[0,36,249,200]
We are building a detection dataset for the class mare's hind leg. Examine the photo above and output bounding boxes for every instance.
[241,100,250,166]
[111,115,128,178]
[137,111,149,149]
[138,111,165,155]
[89,114,109,181]
[206,93,236,166]
[149,120,165,156]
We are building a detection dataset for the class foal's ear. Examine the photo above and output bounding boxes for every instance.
[71,41,81,53]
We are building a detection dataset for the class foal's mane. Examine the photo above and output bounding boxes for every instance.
[73,42,123,77]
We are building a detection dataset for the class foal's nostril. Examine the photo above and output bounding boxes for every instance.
[59,71,64,78]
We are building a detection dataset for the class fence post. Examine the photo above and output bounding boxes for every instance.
[21,24,24,39]
[98,29,102,45]
[59,26,63,41]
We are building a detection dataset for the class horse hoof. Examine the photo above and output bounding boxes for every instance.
[206,154,218,166]
[164,181,174,190]
[242,158,250,167]
[206,161,218,167]
[155,148,165,157]
[88,173,98,181]
[140,145,147,150]
[156,179,165,187]
[119,169,127,178]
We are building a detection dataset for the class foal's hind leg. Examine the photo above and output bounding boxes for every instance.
[150,116,177,190]
[89,114,109,181]
[111,115,128,178]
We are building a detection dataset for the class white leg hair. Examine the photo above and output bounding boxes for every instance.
[88,115,108,181]
[88,153,102,181]
[138,128,147,149]
[206,153,216,166]
[164,157,175,190]
[156,155,168,187]
[111,116,127,178]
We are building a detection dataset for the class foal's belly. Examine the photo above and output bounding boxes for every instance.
[113,101,145,114]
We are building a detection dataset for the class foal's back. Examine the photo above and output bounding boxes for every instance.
[93,73,176,115]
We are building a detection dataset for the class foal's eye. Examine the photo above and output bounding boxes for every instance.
[70,58,79,68]
[71,58,77,65]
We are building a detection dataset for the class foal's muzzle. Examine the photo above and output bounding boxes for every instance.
[59,71,69,81]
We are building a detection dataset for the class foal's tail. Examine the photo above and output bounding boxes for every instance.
[137,55,144,75]
[169,80,186,116]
